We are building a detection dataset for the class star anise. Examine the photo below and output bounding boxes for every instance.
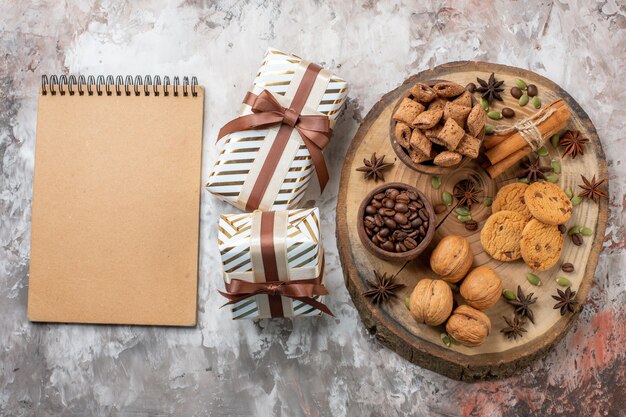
[559,130,589,159]
[453,179,483,210]
[552,287,578,315]
[578,175,607,203]
[475,72,504,103]
[356,153,394,182]
[363,270,405,305]
[506,285,537,324]
[501,315,528,340]
[518,157,551,182]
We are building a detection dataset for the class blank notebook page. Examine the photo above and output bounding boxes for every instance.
[28,79,204,326]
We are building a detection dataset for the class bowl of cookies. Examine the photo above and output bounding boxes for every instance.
[390,80,487,174]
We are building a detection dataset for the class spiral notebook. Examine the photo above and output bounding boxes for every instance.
[28,75,204,326]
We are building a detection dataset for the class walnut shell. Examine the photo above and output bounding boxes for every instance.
[430,236,473,283]
[445,305,491,347]
[409,278,453,326]
[460,266,503,310]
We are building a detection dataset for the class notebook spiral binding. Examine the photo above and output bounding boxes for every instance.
[41,75,199,97]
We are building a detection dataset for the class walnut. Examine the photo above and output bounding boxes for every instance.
[409,278,453,326]
[460,266,503,310]
[445,305,491,347]
[429,235,473,283]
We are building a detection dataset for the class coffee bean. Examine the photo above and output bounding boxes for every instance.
[397,243,407,252]
[384,199,395,209]
[384,218,397,230]
[393,230,407,241]
[527,84,538,97]
[558,224,567,234]
[501,107,515,118]
[394,213,408,225]
[395,202,408,213]
[465,220,478,231]
[407,191,418,201]
[422,221,428,229]
[510,86,523,99]
[418,208,429,221]
[374,193,385,200]
[561,262,575,273]
[381,241,395,252]
[365,205,376,215]
[396,193,410,204]
[415,200,424,208]
[411,218,422,228]
[404,237,418,250]
[571,233,583,246]
[374,214,384,227]
[466,82,476,93]
[378,228,390,238]
[434,204,447,214]
[383,208,396,217]
[386,188,400,199]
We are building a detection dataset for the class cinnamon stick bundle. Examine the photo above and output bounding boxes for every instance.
[484,99,570,178]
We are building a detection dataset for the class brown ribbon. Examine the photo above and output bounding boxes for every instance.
[219,211,333,317]
[217,63,332,211]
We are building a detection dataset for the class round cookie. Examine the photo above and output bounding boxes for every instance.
[520,219,564,271]
[492,182,532,221]
[480,210,527,261]
[524,181,573,225]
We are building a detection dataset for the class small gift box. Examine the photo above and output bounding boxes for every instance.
[207,48,349,212]
[217,208,332,319]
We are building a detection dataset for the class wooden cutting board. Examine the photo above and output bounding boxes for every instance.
[336,61,608,380]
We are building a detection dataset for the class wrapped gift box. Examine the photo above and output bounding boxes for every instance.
[207,48,349,212]
[217,208,332,319]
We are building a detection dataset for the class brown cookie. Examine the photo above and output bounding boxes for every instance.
[466,104,486,137]
[492,182,532,221]
[433,151,462,167]
[524,181,573,225]
[436,118,465,150]
[409,82,437,104]
[432,81,465,98]
[520,219,564,271]
[412,108,443,130]
[394,122,411,149]
[409,128,432,156]
[456,134,481,159]
[480,210,527,261]
[393,98,425,124]
[443,101,472,128]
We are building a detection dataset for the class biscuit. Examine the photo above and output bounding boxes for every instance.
[410,128,432,156]
[409,148,431,164]
[452,90,472,108]
[409,82,437,104]
[428,98,448,112]
[433,151,462,167]
[433,81,465,98]
[394,122,411,149]
[423,123,443,141]
[492,183,532,221]
[393,98,425,124]
[436,118,465,150]
[456,134,481,159]
[412,108,443,130]
[443,101,472,128]
[466,104,486,137]
[480,210,527,261]
[520,219,564,271]
[524,181,573,225]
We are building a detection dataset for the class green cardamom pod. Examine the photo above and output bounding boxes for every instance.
[526,273,542,286]
[565,187,573,199]
[405,297,410,310]
[551,134,560,148]
[440,333,452,347]
[581,227,593,236]
[556,277,571,287]
[568,226,583,236]
[457,214,472,223]
[531,96,542,109]
[519,93,529,107]
[516,79,528,89]
[518,178,530,184]
[546,174,559,183]
[431,176,441,189]
[502,289,517,300]
[551,159,561,174]
[443,191,453,206]
[480,97,489,111]
[483,197,493,207]
[571,195,583,206]
[455,207,470,216]
[536,146,549,157]
[484,124,495,135]
[487,111,502,120]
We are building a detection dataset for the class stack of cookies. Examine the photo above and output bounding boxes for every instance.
[393,81,486,167]
[480,181,573,271]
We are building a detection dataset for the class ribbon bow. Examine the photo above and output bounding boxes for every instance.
[218,278,334,317]
[217,89,333,190]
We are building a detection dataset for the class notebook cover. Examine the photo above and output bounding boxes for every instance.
[28,83,204,326]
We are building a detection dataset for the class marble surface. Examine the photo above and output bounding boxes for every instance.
[1,0,625,415]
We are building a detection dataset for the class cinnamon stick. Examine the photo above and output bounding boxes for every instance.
[485,99,570,165]
[485,148,530,178]
[483,133,511,150]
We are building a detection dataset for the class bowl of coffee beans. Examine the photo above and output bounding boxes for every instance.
[358,182,436,261]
